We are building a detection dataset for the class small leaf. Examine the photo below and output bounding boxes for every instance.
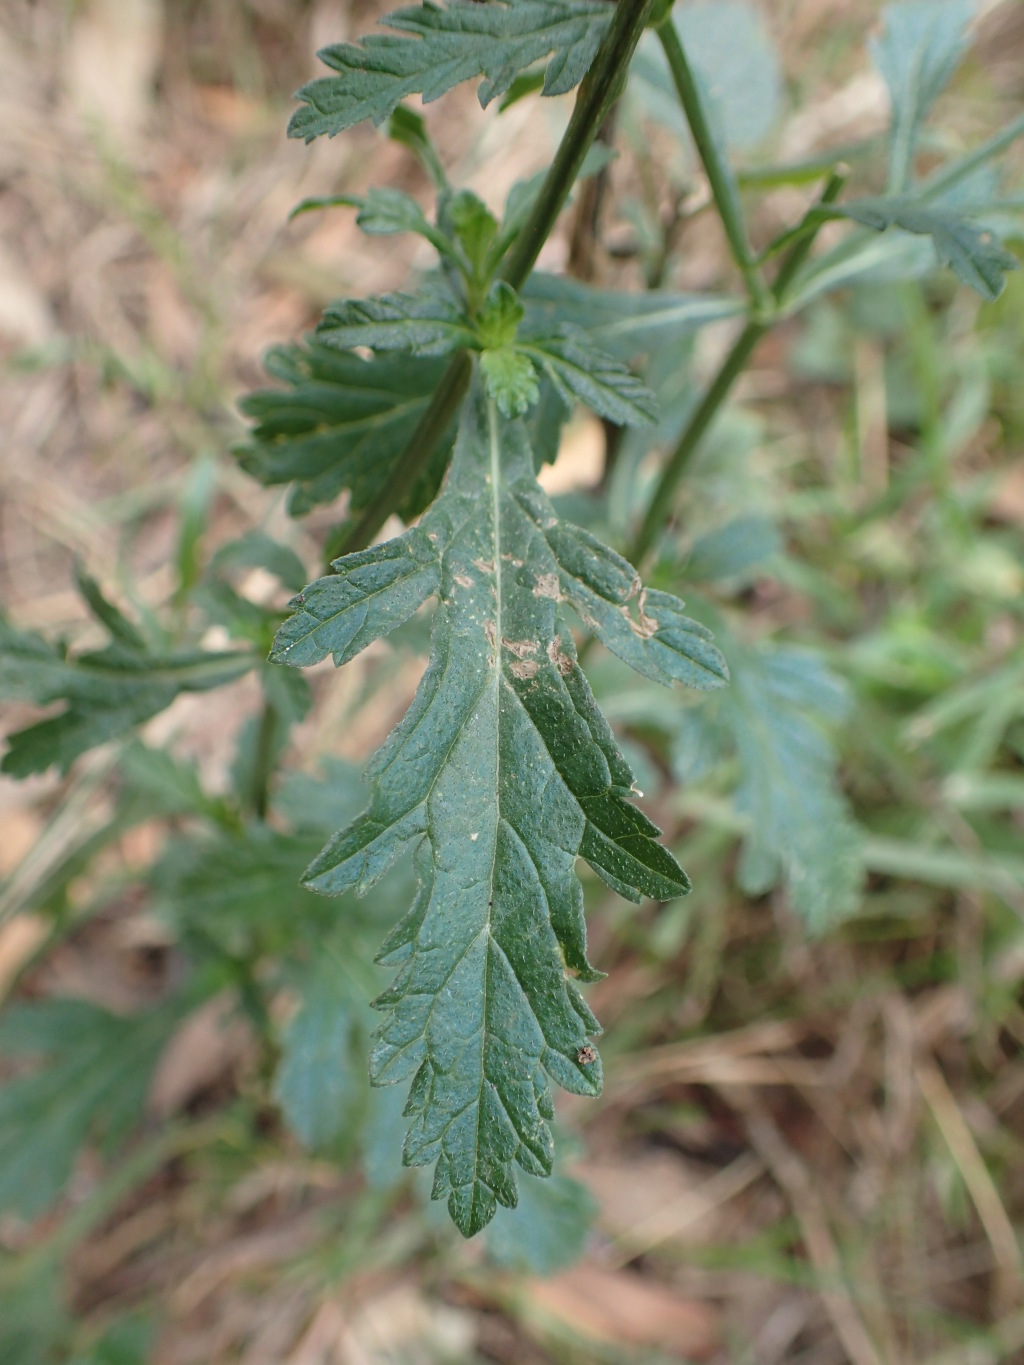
[870,0,974,190]
[210,531,309,594]
[486,1169,596,1272]
[837,196,1019,300]
[521,327,659,427]
[679,640,863,930]
[274,964,363,1149]
[277,377,715,1235]
[447,190,500,279]
[289,0,614,143]
[386,105,448,189]
[317,287,475,356]
[0,1000,177,1219]
[477,281,525,349]
[480,346,540,417]
[0,616,253,777]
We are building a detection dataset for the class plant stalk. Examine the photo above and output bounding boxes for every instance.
[500,0,656,290]
[249,695,279,821]
[334,0,657,556]
[628,171,846,568]
[655,15,768,311]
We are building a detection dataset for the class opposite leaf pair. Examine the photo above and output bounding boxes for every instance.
[272,378,727,1234]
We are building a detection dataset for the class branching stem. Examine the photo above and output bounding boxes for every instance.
[628,172,846,568]
[655,15,768,311]
[334,0,657,556]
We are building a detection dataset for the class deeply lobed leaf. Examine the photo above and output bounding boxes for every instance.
[289,0,614,143]
[0,618,253,777]
[274,378,726,1234]
[237,341,453,518]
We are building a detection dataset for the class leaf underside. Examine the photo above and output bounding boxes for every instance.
[289,0,614,142]
[273,377,727,1235]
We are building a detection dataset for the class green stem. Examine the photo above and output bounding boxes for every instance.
[656,15,768,311]
[920,109,1024,201]
[628,171,846,568]
[334,0,656,556]
[770,170,846,303]
[338,350,473,554]
[500,0,656,290]
[249,695,278,821]
[628,319,764,567]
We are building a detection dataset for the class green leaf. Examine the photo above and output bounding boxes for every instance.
[486,1168,596,1272]
[477,281,525,349]
[275,378,718,1235]
[317,287,475,356]
[779,195,1020,303]
[522,273,743,360]
[274,963,363,1149]
[446,190,500,282]
[289,0,614,143]
[386,105,449,189]
[209,531,309,594]
[520,327,659,427]
[836,196,1019,300]
[631,1,782,150]
[870,0,974,190]
[152,824,339,956]
[0,617,253,777]
[514,495,729,690]
[237,341,453,519]
[686,515,782,584]
[75,562,147,650]
[0,1000,176,1219]
[270,529,440,669]
[680,641,863,930]
[480,347,540,417]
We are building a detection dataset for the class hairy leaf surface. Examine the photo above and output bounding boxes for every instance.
[289,0,614,142]
[519,328,658,427]
[274,379,726,1234]
[317,288,476,356]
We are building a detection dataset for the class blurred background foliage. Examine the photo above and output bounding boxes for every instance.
[1,0,1023,1361]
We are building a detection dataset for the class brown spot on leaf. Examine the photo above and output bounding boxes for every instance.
[623,587,659,639]
[483,620,497,650]
[501,553,524,567]
[577,1044,598,1065]
[510,659,540,680]
[454,573,473,589]
[533,573,561,600]
[547,640,573,675]
[502,637,538,659]
[472,557,495,574]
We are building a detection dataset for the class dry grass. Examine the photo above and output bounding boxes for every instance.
[2,2,1023,1363]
